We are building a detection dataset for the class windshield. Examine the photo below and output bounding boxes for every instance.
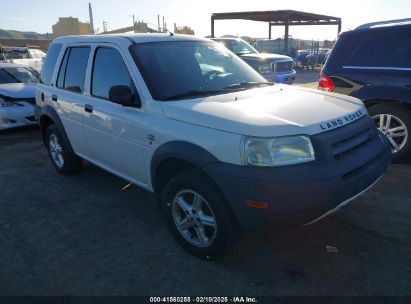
[0,67,40,84]
[3,49,30,59]
[29,49,46,59]
[131,41,267,100]
[215,39,259,55]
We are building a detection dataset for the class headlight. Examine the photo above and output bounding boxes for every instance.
[242,136,315,167]
[258,63,273,73]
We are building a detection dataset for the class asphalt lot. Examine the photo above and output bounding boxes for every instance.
[294,68,321,88]
[1,72,411,296]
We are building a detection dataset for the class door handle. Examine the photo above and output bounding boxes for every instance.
[84,104,93,113]
[52,94,58,102]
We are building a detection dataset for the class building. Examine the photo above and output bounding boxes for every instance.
[174,25,195,35]
[52,17,91,38]
[106,22,157,34]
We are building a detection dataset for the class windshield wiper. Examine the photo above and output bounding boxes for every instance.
[223,81,273,90]
[162,89,236,101]
[162,82,273,101]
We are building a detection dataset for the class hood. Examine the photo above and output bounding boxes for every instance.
[161,85,367,137]
[0,83,37,100]
[240,53,292,61]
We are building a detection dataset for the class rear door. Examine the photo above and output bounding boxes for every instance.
[36,43,62,110]
[53,45,91,157]
[82,43,148,186]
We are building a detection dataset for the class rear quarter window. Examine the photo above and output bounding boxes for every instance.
[345,26,411,68]
[40,43,62,85]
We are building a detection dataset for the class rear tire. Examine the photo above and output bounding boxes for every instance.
[45,125,82,174]
[368,104,411,162]
[162,169,240,259]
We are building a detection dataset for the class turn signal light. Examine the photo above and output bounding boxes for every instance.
[246,200,269,209]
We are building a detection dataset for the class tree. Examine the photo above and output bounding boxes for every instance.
[174,26,194,35]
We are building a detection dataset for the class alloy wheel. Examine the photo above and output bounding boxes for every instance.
[49,133,64,168]
[373,114,408,153]
[172,190,217,248]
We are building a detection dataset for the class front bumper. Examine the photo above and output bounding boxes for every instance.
[204,116,391,230]
[262,70,296,84]
[0,103,37,130]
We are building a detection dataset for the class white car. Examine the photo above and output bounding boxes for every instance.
[35,34,391,258]
[0,63,39,130]
[2,47,46,71]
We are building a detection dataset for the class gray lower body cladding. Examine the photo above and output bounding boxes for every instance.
[204,116,392,230]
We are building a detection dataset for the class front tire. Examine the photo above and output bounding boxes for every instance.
[162,169,239,259]
[368,104,411,162]
[45,125,82,174]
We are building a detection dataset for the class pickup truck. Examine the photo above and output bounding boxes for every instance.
[212,37,296,84]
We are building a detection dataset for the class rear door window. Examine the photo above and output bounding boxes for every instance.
[57,46,91,93]
[346,27,411,68]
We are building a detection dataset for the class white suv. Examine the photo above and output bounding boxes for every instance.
[35,34,391,258]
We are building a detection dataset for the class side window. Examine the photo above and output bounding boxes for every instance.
[56,48,70,88]
[91,47,138,102]
[346,28,411,68]
[57,47,90,93]
[40,43,62,85]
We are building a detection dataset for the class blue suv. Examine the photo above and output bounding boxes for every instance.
[320,19,411,161]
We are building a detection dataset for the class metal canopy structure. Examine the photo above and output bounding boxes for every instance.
[211,10,342,54]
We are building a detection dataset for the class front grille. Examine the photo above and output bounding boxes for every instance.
[312,116,387,183]
[331,127,377,159]
[275,61,293,73]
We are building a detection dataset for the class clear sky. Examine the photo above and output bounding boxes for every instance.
[1,0,410,40]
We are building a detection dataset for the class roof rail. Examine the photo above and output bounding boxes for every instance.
[356,18,411,30]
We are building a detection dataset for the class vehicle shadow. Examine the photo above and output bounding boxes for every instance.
[1,127,410,296]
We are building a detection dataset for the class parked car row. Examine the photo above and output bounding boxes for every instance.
[295,48,330,69]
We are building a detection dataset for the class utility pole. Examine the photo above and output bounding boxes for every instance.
[88,2,95,34]
[162,16,165,32]
[157,15,160,32]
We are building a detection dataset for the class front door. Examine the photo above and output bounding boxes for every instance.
[82,45,148,186]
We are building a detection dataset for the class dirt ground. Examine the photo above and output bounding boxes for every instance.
[0,71,410,296]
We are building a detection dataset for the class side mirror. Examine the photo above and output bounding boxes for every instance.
[109,85,139,107]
